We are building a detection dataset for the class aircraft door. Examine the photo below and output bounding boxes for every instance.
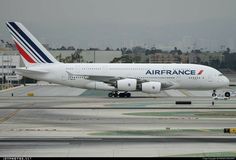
[61,71,68,81]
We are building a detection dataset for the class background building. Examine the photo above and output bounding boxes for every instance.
[51,50,122,63]
[149,52,189,63]
[0,51,22,84]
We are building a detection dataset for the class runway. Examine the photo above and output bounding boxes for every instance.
[0,96,236,109]
[1,141,236,157]
[0,85,236,157]
[1,137,236,143]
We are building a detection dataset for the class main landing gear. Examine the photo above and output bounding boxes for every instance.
[108,91,131,98]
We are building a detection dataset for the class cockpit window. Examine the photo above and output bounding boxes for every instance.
[218,74,223,76]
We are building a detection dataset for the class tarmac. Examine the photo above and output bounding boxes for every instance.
[0,84,236,157]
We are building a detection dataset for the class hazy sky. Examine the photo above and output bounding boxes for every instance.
[0,0,236,50]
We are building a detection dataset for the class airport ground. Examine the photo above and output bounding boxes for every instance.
[0,83,236,157]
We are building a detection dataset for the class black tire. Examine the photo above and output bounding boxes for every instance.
[108,93,113,97]
[114,93,118,97]
[126,93,131,98]
[225,92,230,97]
[212,93,217,97]
[119,93,125,98]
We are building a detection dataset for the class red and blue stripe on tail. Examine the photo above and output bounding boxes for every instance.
[6,22,58,66]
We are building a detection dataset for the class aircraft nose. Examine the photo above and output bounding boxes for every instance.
[223,76,230,87]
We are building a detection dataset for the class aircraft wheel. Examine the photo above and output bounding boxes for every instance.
[212,93,217,97]
[114,92,119,98]
[108,92,113,97]
[225,92,230,97]
[126,93,131,98]
[119,93,125,98]
[212,90,216,97]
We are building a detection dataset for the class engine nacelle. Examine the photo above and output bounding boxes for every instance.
[142,82,161,94]
[117,79,137,91]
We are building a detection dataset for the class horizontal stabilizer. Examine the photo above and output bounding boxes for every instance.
[14,68,48,75]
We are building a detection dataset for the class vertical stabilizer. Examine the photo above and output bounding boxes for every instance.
[6,22,59,67]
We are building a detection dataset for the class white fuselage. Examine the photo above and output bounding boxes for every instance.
[18,63,229,92]
[6,22,230,94]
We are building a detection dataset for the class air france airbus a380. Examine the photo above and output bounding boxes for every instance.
[6,22,230,98]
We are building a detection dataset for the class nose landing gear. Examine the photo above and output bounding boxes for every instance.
[212,90,231,99]
[212,90,217,97]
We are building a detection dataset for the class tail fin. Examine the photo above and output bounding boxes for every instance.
[6,22,59,67]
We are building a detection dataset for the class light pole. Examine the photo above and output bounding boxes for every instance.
[93,50,95,63]
[1,54,3,89]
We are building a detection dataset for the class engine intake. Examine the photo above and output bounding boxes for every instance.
[142,82,161,94]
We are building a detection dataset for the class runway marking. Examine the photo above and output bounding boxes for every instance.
[199,129,210,132]
[10,128,57,131]
[0,137,236,143]
[1,107,236,109]
[0,109,20,124]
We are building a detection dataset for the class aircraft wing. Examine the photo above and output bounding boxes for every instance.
[88,75,174,88]
[86,75,123,84]
[66,71,173,88]
[87,75,150,85]
[67,71,146,84]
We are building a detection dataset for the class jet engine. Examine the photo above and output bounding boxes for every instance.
[141,82,161,94]
[116,79,137,91]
